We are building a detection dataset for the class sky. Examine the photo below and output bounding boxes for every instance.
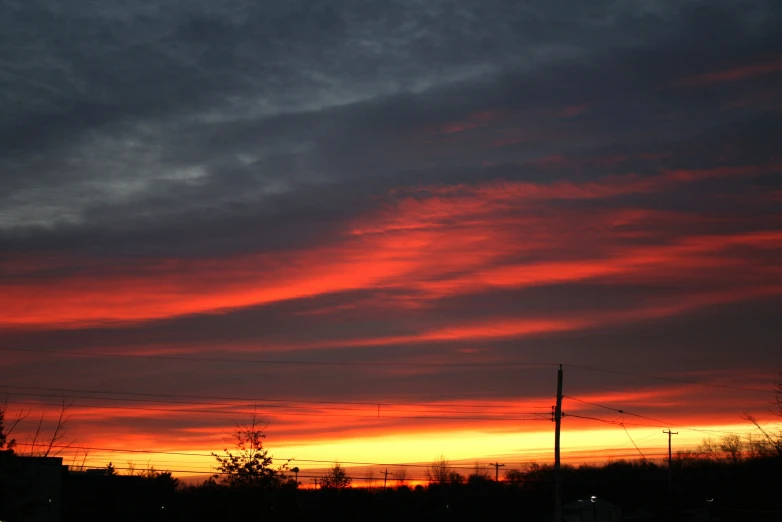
[1,0,781,481]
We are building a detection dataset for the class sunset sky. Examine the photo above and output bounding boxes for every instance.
[1,0,781,482]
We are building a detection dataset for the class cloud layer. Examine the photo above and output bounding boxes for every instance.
[2,0,781,469]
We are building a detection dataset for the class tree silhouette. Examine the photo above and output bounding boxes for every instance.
[698,435,743,463]
[363,467,377,489]
[743,372,782,457]
[426,455,452,484]
[425,455,464,485]
[142,466,181,492]
[212,411,287,488]
[26,399,73,457]
[504,468,524,485]
[393,467,409,486]
[320,462,352,489]
[0,400,73,457]
[467,461,491,486]
[68,446,90,471]
[0,401,26,453]
[720,433,743,464]
[773,371,782,417]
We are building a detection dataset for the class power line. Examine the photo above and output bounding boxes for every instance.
[620,422,646,461]
[1,390,549,418]
[559,452,669,461]
[2,391,381,413]
[10,441,520,471]
[2,398,551,422]
[563,395,755,435]
[4,346,770,393]
[74,465,375,480]
[561,412,756,434]
[561,412,670,429]
[18,440,683,475]
[0,346,556,369]
[563,364,772,393]
[0,384,550,411]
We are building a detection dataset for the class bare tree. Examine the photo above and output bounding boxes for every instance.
[504,468,524,485]
[470,462,491,478]
[672,450,700,467]
[744,433,770,459]
[719,433,743,464]
[467,461,492,485]
[743,413,782,457]
[426,455,453,484]
[27,399,74,457]
[426,455,464,485]
[0,401,28,453]
[69,446,91,471]
[362,468,377,489]
[139,461,159,478]
[697,437,724,463]
[393,467,409,487]
[699,434,745,464]
[742,371,782,457]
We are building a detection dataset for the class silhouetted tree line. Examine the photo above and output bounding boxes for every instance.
[4,378,782,521]
[49,450,780,522]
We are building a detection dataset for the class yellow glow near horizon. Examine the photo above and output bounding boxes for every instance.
[78,421,778,481]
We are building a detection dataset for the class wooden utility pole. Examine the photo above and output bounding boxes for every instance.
[382,468,389,488]
[554,364,563,522]
[489,462,505,481]
[663,429,678,493]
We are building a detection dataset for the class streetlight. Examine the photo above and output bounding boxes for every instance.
[591,496,597,522]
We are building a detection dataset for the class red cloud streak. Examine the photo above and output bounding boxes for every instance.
[1,163,780,330]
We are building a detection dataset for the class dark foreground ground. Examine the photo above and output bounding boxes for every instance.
[56,456,780,522]
[2,455,780,521]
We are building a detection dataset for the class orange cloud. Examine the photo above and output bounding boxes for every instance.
[1,163,779,329]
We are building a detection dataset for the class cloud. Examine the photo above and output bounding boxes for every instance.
[2,0,780,242]
[2,0,782,468]
[2,159,779,329]
[672,54,782,87]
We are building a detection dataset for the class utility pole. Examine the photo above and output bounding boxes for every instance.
[311,477,319,489]
[663,429,678,493]
[489,462,505,481]
[554,364,563,522]
[382,468,389,488]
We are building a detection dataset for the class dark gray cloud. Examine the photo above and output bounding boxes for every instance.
[2,0,781,249]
